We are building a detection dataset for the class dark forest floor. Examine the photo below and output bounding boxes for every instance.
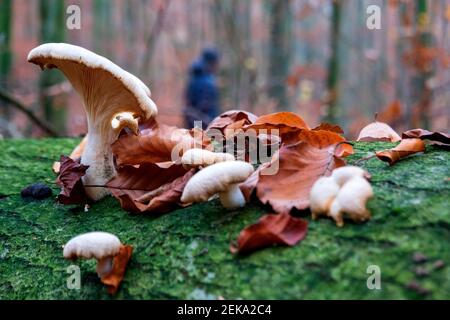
[0,138,449,299]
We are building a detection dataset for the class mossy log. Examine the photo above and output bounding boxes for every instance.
[0,139,449,299]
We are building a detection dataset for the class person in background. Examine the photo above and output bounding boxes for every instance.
[184,48,220,129]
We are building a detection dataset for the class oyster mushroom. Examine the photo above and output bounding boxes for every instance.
[63,232,121,278]
[181,161,254,209]
[28,43,157,200]
[181,148,235,169]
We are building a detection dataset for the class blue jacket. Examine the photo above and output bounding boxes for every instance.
[184,61,219,128]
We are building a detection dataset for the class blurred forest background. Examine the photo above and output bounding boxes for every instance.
[0,0,449,139]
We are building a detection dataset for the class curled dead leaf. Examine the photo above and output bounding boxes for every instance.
[56,155,89,205]
[230,212,308,255]
[244,111,310,136]
[207,109,258,134]
[100,244,133,295]
[256,142,347,214]
[313,123,344,134]
[357,121,401,142]
[106,164,192,213]
[53,136,87,173]
[402,128,450,147]
[376,138,426,165]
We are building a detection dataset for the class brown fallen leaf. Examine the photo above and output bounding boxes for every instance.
[53,136,87,173]
[402,128,450,147]
[56,155,89,205]
[112,123,210,167]
[207,110,258,134]
[357,121,401,142]
[230,212,308,254]
[244,111,310,136]
[256,142,347,214]
[106,164,192,213]
[297,129,346,148]
[376,138,426,165]
[313,123,344,134]
[100,244,133,295]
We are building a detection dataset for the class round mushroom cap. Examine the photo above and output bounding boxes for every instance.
[331,166,370,186]
[181,148,235,167]
[63,232,121,260]
[181,161,254,203]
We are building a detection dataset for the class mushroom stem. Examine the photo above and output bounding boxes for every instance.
[81,130,117,200]
[219,184,246,209]
[96,256,114,278]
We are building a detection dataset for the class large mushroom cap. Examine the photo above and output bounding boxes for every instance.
[181,161,254,203]
[63,232,121,260]
[28,43,158,200]
[28,43,157,131]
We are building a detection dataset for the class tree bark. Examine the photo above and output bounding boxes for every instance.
[268,0,292,110]
[325,0,342,124]
[39,0,66,135]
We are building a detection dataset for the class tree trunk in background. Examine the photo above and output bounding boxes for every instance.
[39,0,66,135]
[0,0,11,84]
[325,0,341,124]
[412,0,433,129]
[94,0,113,56]
[268,0,292,110]
[0,0,12,119]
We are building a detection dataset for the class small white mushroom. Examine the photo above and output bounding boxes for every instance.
[328,176,374,227]
[181,161,254,209]
[28,43,157,200]
[63,232,121,278]
[181,148,235,169]
[111,112,139,136]
[331,166,370,186]
[310,176,340,220]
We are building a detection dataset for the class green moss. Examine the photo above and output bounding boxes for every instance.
[0,139,449,299]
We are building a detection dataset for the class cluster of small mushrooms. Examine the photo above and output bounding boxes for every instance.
[28,43,375,293]
[309,166,374,227]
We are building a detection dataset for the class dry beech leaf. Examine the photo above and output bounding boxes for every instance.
[230,212,308,255]
[244,111,310,136]
[376,138,426,165]
[106,164,192,213]
[100,244,133,295]
[112,123,210,167]
[56,155,89,205]
[207,110,258,133]
[297,129,346,149]
[402,128,450,147]
[256,142,347,214]
[53,136,87,173]
[357,121,401,142]
[313,123,344,134]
